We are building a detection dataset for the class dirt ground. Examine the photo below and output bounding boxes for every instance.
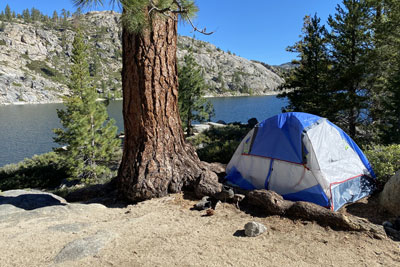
[0,191,399,267]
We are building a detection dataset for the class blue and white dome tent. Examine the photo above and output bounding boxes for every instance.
[226,112,376,211]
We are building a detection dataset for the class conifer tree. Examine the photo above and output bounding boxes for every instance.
[30,7,41,22]
[74,0,218,201]
[368,0,400,143]
[53,30,120,184]
[4,4,11,21]
[178,51,214,136]
[22,9,30,23]
[327,0,373,139]
[278,14,332,119]
[52,10,59,24]
[61,8,69,27]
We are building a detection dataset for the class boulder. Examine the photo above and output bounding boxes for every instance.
[380,170,400,216]
[244,221,267,237]
[0,189,67,211]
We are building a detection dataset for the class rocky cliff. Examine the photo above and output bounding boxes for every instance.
[0,11,284,105]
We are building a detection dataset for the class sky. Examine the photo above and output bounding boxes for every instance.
[1,0,342,65]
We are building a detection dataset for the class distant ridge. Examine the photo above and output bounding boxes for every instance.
[0,11,285,105]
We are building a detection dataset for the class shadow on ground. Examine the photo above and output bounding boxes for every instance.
[0,194,66,210]
[343,194,396,225]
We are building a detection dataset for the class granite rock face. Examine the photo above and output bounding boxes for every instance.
[0,11,285,105]
[380,170,400,216]
[177,36,284,96]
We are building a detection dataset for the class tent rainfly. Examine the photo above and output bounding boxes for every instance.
[226,112,376,211]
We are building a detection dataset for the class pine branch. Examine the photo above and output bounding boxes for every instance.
[148,0,213,35]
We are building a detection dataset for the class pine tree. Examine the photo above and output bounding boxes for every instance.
[4,4,11,21]
[31,7,41,22]
[75,0,219,202]
[368,0,400,143]
[278,14,332,119]
[327,0,373,139]
[61,8,69,27]
[178,51,214,136]
[22,9,30,23]
[52,10,59,24]
[53,30,120,184]
[0,11,5,21]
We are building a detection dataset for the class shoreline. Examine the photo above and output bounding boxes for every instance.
[0,98,124,106]
[204,91,280,98]
[0,93,282,106]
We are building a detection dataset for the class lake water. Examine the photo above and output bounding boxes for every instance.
[0,95,287,167]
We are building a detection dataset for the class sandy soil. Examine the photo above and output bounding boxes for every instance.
[0,192,399,267]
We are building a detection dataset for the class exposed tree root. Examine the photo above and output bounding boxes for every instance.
[245,190,386,238]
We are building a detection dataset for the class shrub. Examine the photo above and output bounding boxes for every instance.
[0,152,68,191]
[364,144,400,183]
[12,82,22,87]
[189,124,250,164]
[26,60,66,84]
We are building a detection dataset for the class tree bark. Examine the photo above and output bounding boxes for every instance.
[117,11,220,201]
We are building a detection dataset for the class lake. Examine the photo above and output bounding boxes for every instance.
[0,95,287,167]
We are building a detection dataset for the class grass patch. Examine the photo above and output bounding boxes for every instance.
[0,40,6,46]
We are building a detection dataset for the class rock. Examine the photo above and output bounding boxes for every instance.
[244,221,267,237]
[382,221,394,229]
[233,194,245,208]
[207,122,226,127]
[214,186,234,201]
[233,194,245,202]
[193,124,211,134]
[194,196,212,210]
[201,161,226,177]
[216,120,226,125]
[394,217,400,231]
[0,189,67,211]
[380,170,400,216]
[247,118,258,127]
[54,230,115,263]
[383,225,400,241]
[214,200,222,210]
[194,169,223,198]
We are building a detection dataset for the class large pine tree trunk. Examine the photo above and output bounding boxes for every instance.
[117,12,220,201]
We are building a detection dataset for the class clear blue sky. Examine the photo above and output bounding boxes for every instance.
[1,0,342,65]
